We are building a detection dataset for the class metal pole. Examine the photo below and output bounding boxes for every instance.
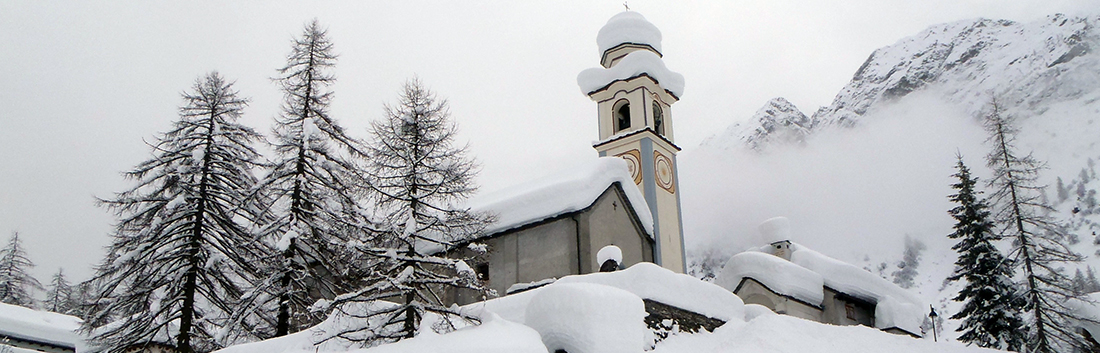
[929,304,938,342]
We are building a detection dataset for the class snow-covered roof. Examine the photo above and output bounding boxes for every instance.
[713,241,926,335]
[714,251,825,306]
[597,11,662,55]
[788,244,925,334]
[466,157,653,238]
[1066,292,1100,340]
[577,50,685,98]
[758,216,792,244]
[0,302,82,351]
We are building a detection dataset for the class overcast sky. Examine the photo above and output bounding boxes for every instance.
[1,1,1094,284]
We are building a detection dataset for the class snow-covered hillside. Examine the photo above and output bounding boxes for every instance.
[688,11,1100,342]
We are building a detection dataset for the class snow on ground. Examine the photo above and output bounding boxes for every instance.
[464,157,653,238]
[0,302,82,351]
[652,314,993,353]
[595,11,662,55]
[525,283,646,353]
[577,50,685,97]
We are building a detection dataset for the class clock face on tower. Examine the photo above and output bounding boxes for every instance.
[654,151,675,193]
[617,149,643,185]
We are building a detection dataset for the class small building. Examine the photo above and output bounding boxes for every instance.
[714,217,925,337]
[445,158,656,304]
[0,302,82,353]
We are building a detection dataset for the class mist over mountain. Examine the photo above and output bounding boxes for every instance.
[685,12,1100,340]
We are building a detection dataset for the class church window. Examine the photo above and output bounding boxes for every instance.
[652,101,664,135]
[614,100,631,132]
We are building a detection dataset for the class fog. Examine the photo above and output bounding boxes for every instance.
[680,93,989,265]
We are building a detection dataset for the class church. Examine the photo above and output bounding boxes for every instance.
[446,10,687,302]
[443,10,927,338]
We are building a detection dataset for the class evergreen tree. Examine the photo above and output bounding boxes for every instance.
[319,79,490,346]
[85,72,265,353]
[983,102,1089,352]
[43,268,77,315]
[945,156,1025,350]
[251,19,374,337]
[0,232,43,308]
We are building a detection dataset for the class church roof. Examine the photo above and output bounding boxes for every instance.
[578,50,685,98]
[596,11,663,55]
[465,157,654,239]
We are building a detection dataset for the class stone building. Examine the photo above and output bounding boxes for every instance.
[714,217,923,337]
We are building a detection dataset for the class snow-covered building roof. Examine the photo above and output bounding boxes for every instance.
[596,11,662,55]
[465,157,653,238]
[715,241,926,335]
[714,251,825,306]
[0,302,83,353]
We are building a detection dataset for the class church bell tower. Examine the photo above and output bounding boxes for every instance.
[579,11,686,273]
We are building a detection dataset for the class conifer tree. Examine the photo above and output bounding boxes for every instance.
[319,79,490,346]
[43,268,77,315]
[0,232,43,308]
[945,156,1025,350]
[251,19,374,337]
[85,72,265,353]
[983,102,1089,352]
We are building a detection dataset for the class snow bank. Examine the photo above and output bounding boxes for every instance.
[652,314,992,353]
[353,313,547,353]
[0,302,82,351]
[525,282,646,353]
[789,244,925,333]
[743,304,777,321]
[577,50,685,97]
[557,262,744,322]
[596,11,662,55]
[713,251,825,306]
[466,157,653,238]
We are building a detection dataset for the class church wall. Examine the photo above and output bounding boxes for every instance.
[733,278,822,322]
[479,217,579,298]
[822,287,876,328]
[577,184,654,273]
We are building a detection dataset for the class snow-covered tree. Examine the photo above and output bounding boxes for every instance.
[320,79,490,346]
[85,72,265,353]
[945,156,1025,350]
[891,235,925,289]
[250,19,374,337]
[0,232,43,308]
[43,268,78,315]
[983,103,1090,353]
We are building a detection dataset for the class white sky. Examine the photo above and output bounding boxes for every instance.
[1,0,1094,284]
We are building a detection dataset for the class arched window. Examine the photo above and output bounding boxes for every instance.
[614,100,631,132]
[652,102,665,136]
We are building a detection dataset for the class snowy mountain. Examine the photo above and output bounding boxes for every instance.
[700,97,813,151]
[706,13,1100,151]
